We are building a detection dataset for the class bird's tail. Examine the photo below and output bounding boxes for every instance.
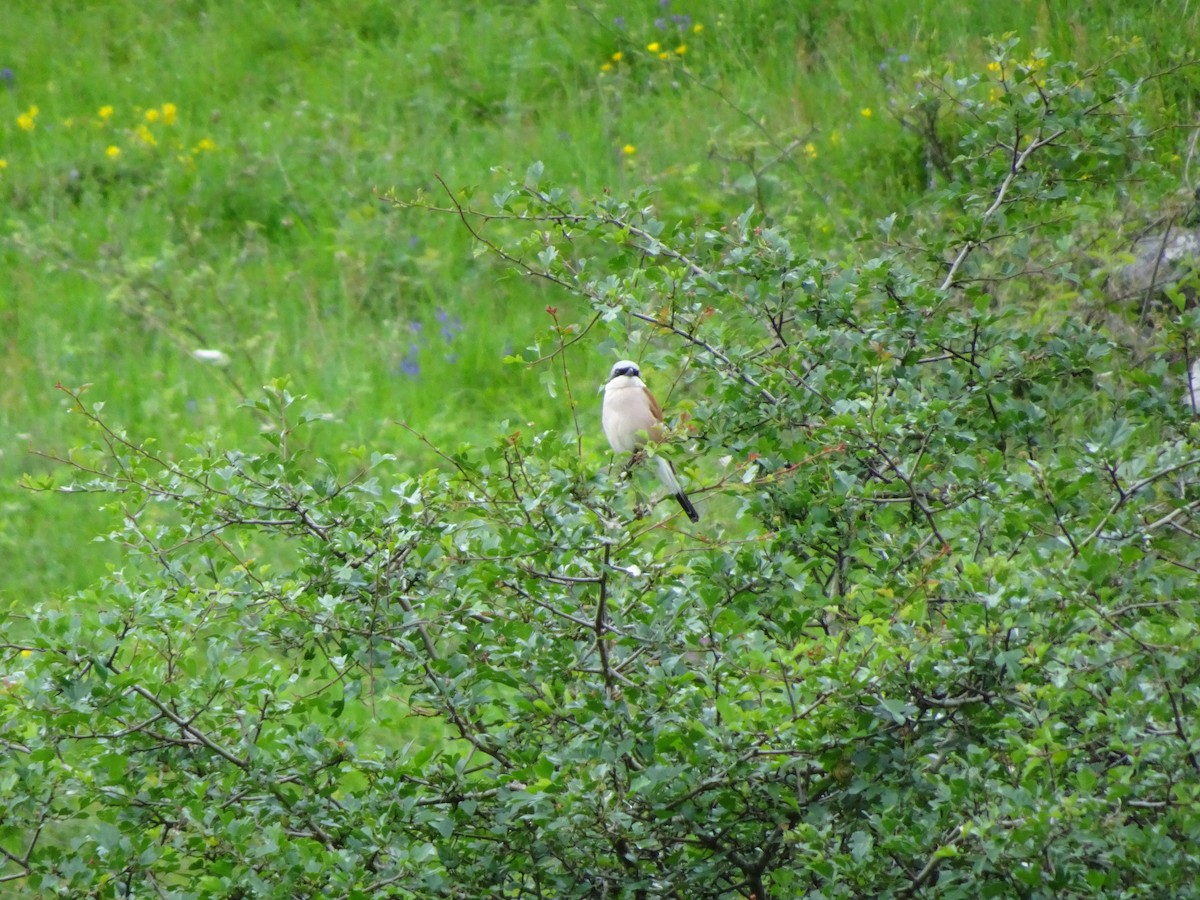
[656,455,700,523]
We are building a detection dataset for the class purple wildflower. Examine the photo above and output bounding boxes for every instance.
[436,306,464,343]
[399,344,421,377]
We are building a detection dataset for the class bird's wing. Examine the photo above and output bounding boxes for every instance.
[642,386,666,442]
[643,386,664,421]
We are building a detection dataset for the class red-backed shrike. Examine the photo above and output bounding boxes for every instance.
[602,360,700,523]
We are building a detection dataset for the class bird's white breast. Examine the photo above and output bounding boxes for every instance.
[603,376,661,453]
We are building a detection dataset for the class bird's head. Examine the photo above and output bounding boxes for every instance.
[608,360,641,381]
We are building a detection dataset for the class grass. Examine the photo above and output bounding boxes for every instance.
[2,0,1198,603]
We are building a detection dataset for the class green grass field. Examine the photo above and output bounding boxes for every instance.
[3,0,1196,602]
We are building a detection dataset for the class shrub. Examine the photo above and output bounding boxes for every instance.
[4,42,1199,898]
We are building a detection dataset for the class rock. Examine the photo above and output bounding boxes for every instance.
[1108,226,1200,304]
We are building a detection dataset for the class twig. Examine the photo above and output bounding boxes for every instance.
[129,684,249,769]
[1138,215,1176,326]
[596,545,614,691]
[400,177,783,407]
[546,305,584,459]
[940,129,1065,291]
[1078,454,1200,551]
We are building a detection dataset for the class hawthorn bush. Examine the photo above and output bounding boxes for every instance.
[4,45,1200,898]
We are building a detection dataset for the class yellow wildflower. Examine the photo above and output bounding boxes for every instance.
[659,52,669,60]
[830,129,843,146]
[860,107,873,118]
[20,649,32,658]
[17,105,37,131]
[145,108,160,123]
[611,51,623,62]
[675,44,687,55]
[804,142,817,160]
[135,124,157,146]
[693,23,704,33]
[622,144,636,155]
[194,137,217,153]
[161,102,177,125]
[99,105,114,120]
[0,159,7,170]
[601,63,613,73]
[647,41,660,52]
[106,145,121,159]
[987,61,1001,73]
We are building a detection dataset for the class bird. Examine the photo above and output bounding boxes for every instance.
[602,360,700,523]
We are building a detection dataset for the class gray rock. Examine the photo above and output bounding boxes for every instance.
[1108,226,1200,303]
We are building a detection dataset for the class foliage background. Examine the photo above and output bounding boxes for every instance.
[3,1,1200,897]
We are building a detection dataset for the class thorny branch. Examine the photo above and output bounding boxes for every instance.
[382,176,781,406]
